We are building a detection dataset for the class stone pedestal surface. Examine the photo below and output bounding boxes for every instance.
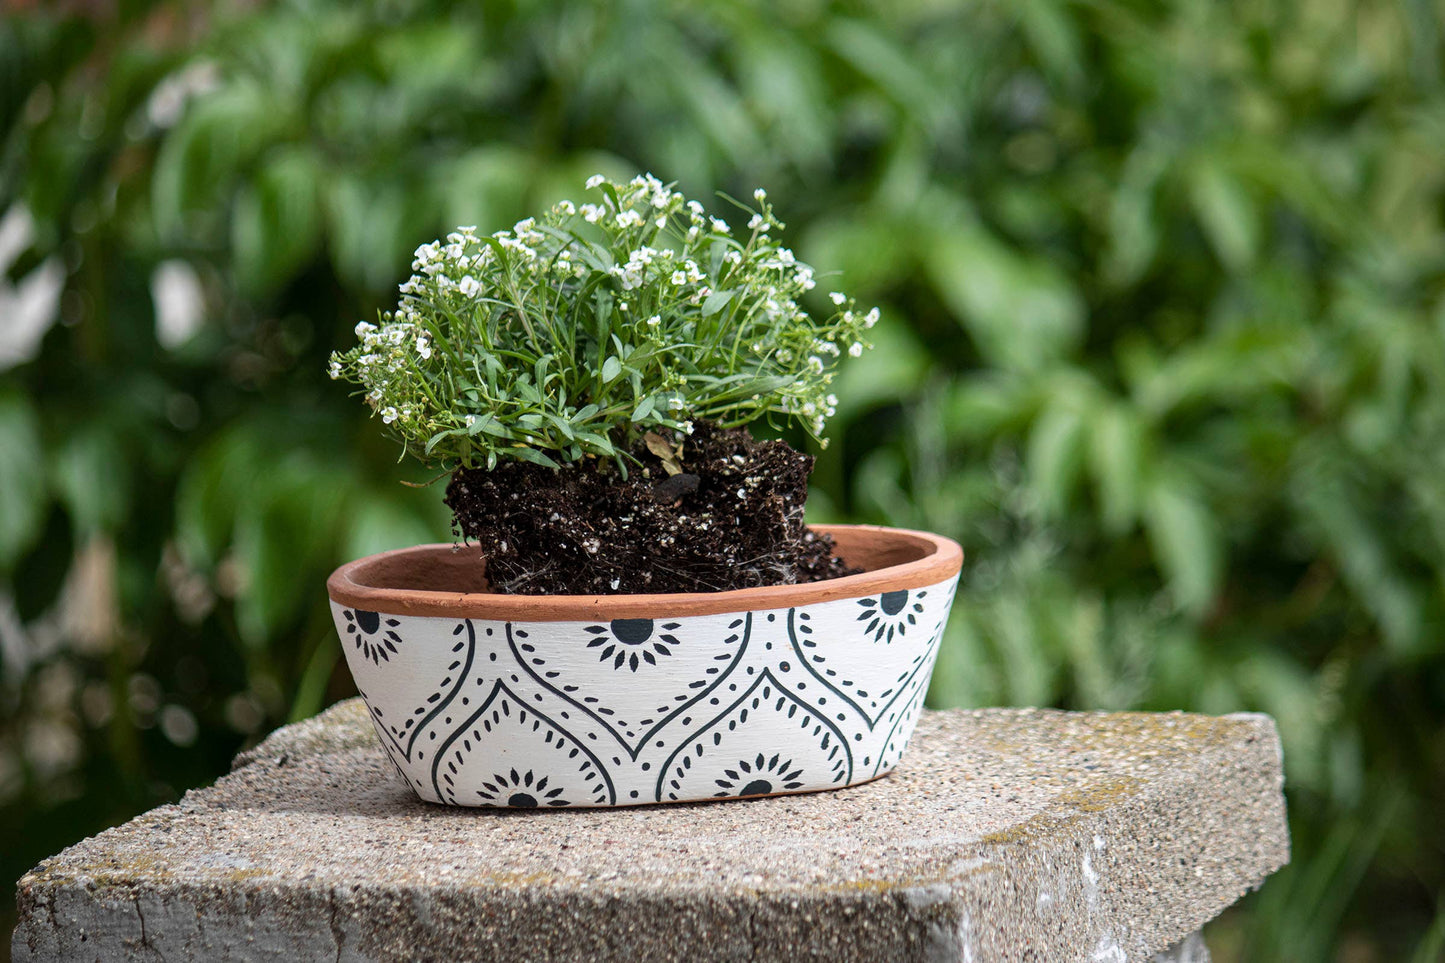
[13,699,1288,962]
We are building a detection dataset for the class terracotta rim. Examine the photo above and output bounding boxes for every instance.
[327,524,962,621]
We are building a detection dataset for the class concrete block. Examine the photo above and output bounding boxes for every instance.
[13,700,1287,962]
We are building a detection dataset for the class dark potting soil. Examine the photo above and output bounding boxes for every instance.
[443,423,858,595]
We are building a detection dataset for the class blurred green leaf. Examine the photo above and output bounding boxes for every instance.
[1144,470,1222,616]
[1088,403,1145,534]
[1189,159,1259,271]
[1027,400,1087,520]
[50,428,128,538]
[927,222,1084,371]
[342,494,441,564]
[0,393,45,570]
[233,145,323,295]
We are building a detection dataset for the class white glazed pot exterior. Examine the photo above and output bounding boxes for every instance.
[330,573,958,808]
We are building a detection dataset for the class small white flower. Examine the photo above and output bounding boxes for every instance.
[849,342,864,357]
[670,270,688,285]
[864,307,880,327]
[747,214,765,230]
[615,209,644,228]
[458,276,481,298]
[381,406,399,424]
[354,321,376,338]
[619,301,629,312]
[753,188,767,201]
[646,314,661,326]
[668,397,685,411]
[683,421,695,434]
[556,200,576,215]
[830,291,846,305]
[327,360,342,379]
[710,217,731,234]
[416,335,432,360]
[586,174,606,189]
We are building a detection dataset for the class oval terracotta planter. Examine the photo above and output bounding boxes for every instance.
[327,524,962,808]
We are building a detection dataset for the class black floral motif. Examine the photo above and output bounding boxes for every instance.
[475,767,570,808]
[583,618,682,671]
[713,753,805,798]
[343,608,402,664]
[855,589,927,643]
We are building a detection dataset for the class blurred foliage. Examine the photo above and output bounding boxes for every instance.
[3,0,1444,959]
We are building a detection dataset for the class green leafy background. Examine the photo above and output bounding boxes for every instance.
[3,2,1444,959]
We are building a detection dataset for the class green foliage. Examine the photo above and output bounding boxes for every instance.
[328,176,874,470]
[3,1,1445,959]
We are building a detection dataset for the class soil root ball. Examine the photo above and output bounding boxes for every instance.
[443,423,857,595]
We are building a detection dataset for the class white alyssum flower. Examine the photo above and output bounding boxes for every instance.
[330,173,880,464]
[586,174,606,189]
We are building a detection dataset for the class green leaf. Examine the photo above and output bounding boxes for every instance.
[926,221,1085,372]
[51,429,128,537]
[601,355,622,383]
[1144,471,1222,617]
[701,288,735,317]
[343,494,440,562]
[425,428,467,454]
[232,145,323,295]
[1088,404,1145,534]
[631,396,657,422]
[466,414,511,438]
[233,459,350,649]
[510,446,559,469]
[542,411,577,441]
[1188,160,1258,271]
[574,431,616,456]
[1027,402,1087,520]
[0,394,46,570]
